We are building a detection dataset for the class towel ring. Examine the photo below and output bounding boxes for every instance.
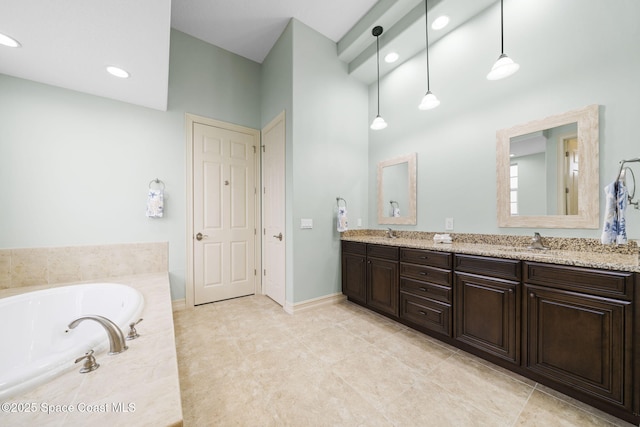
[336,197,347,209]
[149,178,165,191]
[389,200,399,208]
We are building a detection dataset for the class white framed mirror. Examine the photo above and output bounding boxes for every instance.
[378,153,417,225]
[497,104,599,228]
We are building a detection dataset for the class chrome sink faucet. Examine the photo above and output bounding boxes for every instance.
[528,232,549,250]
[386,227,397,238]
[67,315,128,355]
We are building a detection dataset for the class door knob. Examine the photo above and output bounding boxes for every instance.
[196,232,208,241]
[273,232,283,241]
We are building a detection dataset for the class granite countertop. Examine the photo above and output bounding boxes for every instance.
[0,273,182,427]
[341,230,640,273]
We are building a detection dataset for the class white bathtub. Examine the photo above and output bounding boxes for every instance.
[0,283,144,400]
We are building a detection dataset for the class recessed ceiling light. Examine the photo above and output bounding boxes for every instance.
[384,52,399,63]
[0,32,21,48]
[432,15,450,30]
[106,66,130,79]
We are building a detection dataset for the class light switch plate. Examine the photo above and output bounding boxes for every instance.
[300,218,313,229]
[445,217,454,231]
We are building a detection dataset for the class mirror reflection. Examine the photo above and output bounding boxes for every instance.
[497,104,599,229]
[377,153,417,225]
[509,122,578,216]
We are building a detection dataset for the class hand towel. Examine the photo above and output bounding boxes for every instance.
[337,207,348,232]
[392,207,401,217]
[146,189,164,218]
[601,180,627,244]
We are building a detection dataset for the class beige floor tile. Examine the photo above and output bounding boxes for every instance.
[515,389,618,426]
[174,294,634,427]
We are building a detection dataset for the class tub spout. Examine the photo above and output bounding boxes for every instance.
[67,315,128,355]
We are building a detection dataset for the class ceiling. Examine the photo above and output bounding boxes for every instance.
[0,0,496,111]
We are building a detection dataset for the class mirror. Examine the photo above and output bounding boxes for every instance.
[497,104,599,228]
[378,153,417,225]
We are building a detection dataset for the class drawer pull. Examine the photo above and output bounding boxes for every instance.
[419,272,428,276]
[418,310,427,316]
[419,256,429,259]
[419,287,428,292]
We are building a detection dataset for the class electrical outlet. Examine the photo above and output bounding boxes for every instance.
[445,217,454,231]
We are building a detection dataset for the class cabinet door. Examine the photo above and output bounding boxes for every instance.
[454,273,520,364]
[367,257,399,317]
[342,253,366,304]
[524,284,631,408]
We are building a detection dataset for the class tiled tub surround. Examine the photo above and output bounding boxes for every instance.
[341,230,640,272]
[0,242,168,289]
[0,273,182,427]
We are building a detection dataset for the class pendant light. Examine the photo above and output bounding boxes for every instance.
[487,0,519,81]
[418,0,440,110]
[370,26,387,130]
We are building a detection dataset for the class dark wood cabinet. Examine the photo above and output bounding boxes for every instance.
[366,244,399,317]
[341,241,398,317]
[523,262,634,412]
[454,254,521,364]
[340,241,640,424]
[341,254,366,304]
[399,248,452,336]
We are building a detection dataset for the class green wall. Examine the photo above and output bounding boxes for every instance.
[261,20,369,304]
[0,30,261,300]
[368,0,640,239]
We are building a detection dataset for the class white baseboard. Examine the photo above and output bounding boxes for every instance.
[172,298,186,312]
[283,292,346,314]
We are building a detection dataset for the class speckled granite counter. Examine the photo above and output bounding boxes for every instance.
[341,230,640,273]
[0,273,183,427]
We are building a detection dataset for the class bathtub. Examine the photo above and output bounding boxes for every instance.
[0,283,144,400]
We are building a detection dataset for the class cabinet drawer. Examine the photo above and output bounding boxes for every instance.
[400,248,451,268]
[400,292,451,336]
[524,262,633,300]
[341,240,366,255]
[400,278,451,303]
[367,244,399,260]
[455,254,521,281]
[400,263,451,287]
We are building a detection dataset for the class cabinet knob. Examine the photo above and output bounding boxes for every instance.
[529,292,535,298]
[508,289,513,294]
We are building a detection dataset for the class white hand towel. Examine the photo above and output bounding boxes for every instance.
[146,189,164,218]
[337,207,348,232]
[392,207,400,217]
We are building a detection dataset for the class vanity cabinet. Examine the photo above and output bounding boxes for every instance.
[341,241,399,317]
[523,262,634,411]
[340,240,640,424]
[399,248,452,336]
[366,244,399,317]
[341,241,367,304]
[454,254,521,365]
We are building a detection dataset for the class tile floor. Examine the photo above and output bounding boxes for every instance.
[173,295,636,426]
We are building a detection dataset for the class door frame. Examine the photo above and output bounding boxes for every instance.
[185,113,262,308]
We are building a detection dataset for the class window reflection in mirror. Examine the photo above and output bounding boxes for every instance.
[509,122,578,216]
[377,153,417,225]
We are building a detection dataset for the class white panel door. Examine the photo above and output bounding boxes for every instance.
[262,112,286,306]
[193,122,257,304]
